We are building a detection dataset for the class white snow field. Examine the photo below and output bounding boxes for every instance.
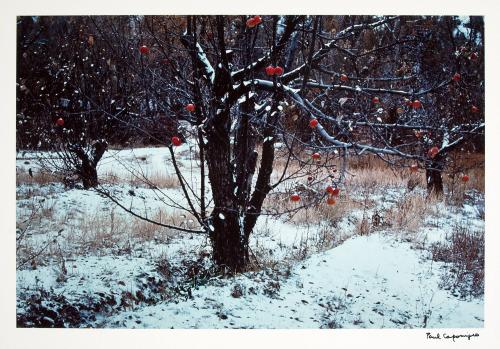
[16,146,484,328]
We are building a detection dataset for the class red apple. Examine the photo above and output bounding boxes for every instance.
[404,97,412,106]
[340,74,349,82]
[462,174,470,183]
[139,45,150,55]
[372,96,380,104]
[311,152,321,160]
[452,72,461,81]
[471,105,479,113]
[274,66,284,76]
[171,136,182,146]
[326,185,335,194]
[309,119,319,128]
[265,65,275,76]
[246,17,257,28]
[327,197,336,206]
[331,187,340,196]
[56,118,64,126]
[185,103,196,112]
[469,52,478,61]
[412,100,422,109]
[252,16,262,25]
[290,193,300,202]
[428,146,439,158]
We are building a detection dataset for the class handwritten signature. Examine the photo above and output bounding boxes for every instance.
[427,332,479,342]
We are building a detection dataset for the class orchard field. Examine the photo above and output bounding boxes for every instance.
[15,15,484,328]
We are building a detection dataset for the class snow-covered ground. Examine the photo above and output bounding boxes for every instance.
[15,146,484,328]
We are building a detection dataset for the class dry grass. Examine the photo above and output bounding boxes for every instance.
[102,171,181,189]
[384,193,440,232]
[65,208,193,252]
[263,190,362,226]
[16,168,59,186]
[431,225,484,298]
[16,203,197,268]
[445,152,484,191]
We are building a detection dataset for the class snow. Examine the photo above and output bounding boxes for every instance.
[93,232,482,329]
[195,43,215,83]
[16,147,484,329]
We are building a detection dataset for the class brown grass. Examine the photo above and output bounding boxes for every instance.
[16,204,197,268]
[384,193,440,232]
[431,225,484,298]
[16,168,59,186]
[102,171,181,189]
[65,208,192,252]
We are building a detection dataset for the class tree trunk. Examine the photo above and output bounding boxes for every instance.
[70,140,107,189]
[426,153,445,195]
[81,162,98,189]
[210,209,248,273]
[204,105,248,272]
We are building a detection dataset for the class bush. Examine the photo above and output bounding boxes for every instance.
[431,225,484,298]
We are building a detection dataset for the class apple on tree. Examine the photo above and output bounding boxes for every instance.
[309,119,319,128]
[428,146,439,158]
[171,136,182,146]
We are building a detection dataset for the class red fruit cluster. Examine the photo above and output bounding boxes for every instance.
[246,15,263,28]
[139,45,150,55]
[185,103,196,112]
[326,185,340,196]
[171,136,182,146]
[265,65,284,76]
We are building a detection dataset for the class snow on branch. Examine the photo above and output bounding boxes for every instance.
[294,78,452,97]
[196,42,215,84]
[252,79,420,159]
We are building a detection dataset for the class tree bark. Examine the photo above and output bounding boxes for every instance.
[426,153,444,195]
[70,140,107,189]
